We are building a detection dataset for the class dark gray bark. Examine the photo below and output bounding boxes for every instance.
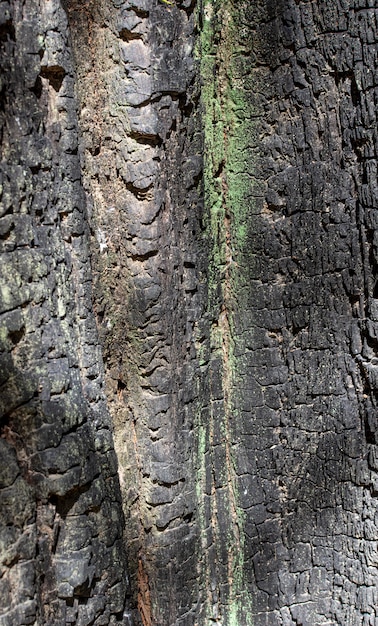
[1,0,378,625]
[0,1,131,624]
[227,2,378,623]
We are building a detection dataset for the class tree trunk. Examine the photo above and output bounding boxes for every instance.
[1,1,378,625]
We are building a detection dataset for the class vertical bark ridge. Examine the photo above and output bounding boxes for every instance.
[64,1,203,624]
[0,0,131,623]
[199,0,378,624]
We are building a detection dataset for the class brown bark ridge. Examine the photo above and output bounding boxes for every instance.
[1,0,378,625]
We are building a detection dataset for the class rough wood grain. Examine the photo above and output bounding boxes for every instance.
[1,1,378,625]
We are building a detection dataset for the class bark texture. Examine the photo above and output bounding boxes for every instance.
[201,1,378,624]
[0,1,131,624]
[1,0,378,625]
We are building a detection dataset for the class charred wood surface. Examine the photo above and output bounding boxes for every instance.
[1,1,378,625]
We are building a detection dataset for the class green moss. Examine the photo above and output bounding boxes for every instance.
[196,1,258,625]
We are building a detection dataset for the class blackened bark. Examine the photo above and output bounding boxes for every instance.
[220,2,378,623]
[0,1,131,624]
[1,1,378,625]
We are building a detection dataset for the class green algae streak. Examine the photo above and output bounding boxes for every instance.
[197,0,258,624]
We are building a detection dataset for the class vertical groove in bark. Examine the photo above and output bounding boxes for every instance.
[196,2,257,622]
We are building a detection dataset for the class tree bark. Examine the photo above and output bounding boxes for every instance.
[1,1,378,625]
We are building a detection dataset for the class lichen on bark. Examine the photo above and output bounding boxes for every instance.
[197,1,257,623]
